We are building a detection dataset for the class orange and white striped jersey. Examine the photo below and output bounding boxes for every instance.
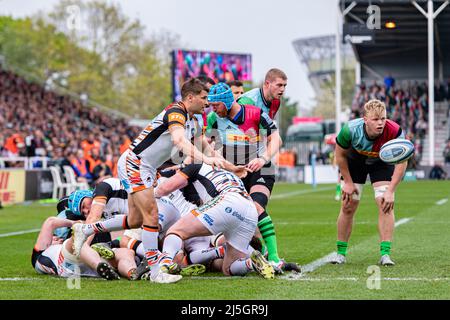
[128,102,198,169]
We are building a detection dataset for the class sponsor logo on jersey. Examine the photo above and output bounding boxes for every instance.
[226,133,260,143]
[168,112,186,125]
[232,211,244,221]
[225,207,232,213]
[202,214,214,226]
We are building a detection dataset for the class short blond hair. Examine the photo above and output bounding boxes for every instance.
[265,68,287,82]
[363,99,386,117]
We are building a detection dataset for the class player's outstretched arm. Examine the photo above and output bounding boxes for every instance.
[34,217,76,251]
[263,130,282,162]
[85,198,106,224]
[154,172,189,198]
[169,125,225,168]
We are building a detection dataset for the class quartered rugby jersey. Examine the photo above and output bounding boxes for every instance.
[92,177,128,218]
[179,163,246,203]
[206,105,277,165]
[128,102,198,168]
[336,118,404,158]
[237,88,281,119]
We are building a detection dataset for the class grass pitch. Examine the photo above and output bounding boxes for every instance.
[0,181,449,300]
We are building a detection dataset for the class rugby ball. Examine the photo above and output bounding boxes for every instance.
[379,138,415,164]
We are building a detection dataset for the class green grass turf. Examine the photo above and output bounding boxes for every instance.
[0,181,449,299]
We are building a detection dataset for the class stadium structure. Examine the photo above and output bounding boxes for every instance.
[291,0,450,175]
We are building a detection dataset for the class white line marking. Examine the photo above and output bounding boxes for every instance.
[0,278,42,281]
[0,229,41,238]
[271,187,335,199]
[436,198,448,206]
[280,276,450,282]
[394,218,412,227]
[0,187,329,238]
[189,275,450,282]
[277,221,374,225]
[296,217,413,276]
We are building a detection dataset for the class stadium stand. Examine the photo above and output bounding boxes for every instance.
[0,67,141,184]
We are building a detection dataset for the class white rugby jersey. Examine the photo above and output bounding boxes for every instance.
[92,178,128,218]
[179,163,246,203]
[158,176,197,216]
[128,102,198,168]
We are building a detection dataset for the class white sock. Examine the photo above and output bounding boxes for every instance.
[83,215,128,236]
[162,234,183,259]
[135,243,145,258]
[229,258,253,276]
[142,226,160,272]
[189,246,225,264]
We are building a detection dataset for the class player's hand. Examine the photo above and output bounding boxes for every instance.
[341,182,358,206]
[381,189,395,214]
[52,236,64,244]
[246,158,266,172]
[233,165,250,179]
[204,156,226,169]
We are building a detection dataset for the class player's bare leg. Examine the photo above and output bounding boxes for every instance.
[374,181,396,266]
[113,248,138,280]
[130,187,181,283]
[331,198,360,264]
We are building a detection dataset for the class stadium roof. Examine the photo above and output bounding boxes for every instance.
[340,0,450,80]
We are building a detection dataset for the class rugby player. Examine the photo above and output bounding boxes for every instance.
[227,80,245,100]
[155,163,275,279]
[330,99,408,266]
[72,78,227,283]
[32,216,137,280]
[207,82,300,273]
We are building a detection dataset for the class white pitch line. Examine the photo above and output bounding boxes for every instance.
[436,198,448,206]
[271,186,335,199]
[277,221,374,225]
[297,217,412,276]
[0,277,39,281]
[0,229,41,238]
[280,275,450,282]
[0,188,331,238]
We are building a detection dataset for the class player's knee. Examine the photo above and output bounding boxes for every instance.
[251,192,268,210]
[341,204,357,216]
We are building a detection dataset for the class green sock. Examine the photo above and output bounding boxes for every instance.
[380,241,392,256]
[258,215,280,263]
[336,241,348,256]
[336,184,341,195]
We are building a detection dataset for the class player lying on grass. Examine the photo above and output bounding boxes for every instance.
[154,162,275,279]
[65,178,205,277]
[32,216,138,280]
[108,173,221,276]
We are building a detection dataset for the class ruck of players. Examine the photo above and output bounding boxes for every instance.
[31,69,303,283]
[31,68,409,284]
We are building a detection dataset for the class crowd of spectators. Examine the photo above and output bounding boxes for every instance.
[0,68,140,185]
[350,76,450,167]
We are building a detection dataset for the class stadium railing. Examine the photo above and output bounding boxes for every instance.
[0,157,51,169]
